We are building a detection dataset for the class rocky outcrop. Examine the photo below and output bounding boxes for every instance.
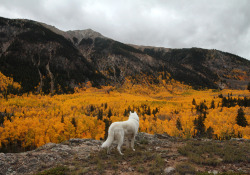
[0,133,249,175]
[0,139,102,175]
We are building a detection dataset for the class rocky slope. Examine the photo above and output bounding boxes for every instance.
[0,17,105,93]
[0,16,249,93]
[0,133,249,175]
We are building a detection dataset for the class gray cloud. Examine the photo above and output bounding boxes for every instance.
[0,0,249,60]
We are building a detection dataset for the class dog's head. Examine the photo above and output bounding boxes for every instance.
[129,111,139,122]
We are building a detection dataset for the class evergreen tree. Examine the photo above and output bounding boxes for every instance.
[71,117,77,128]
[206,127,214,139]
[218,94,223,98]
[61,114,64,123]
[210,100,215,109]
[123,109,128,116]
[147,106,151,115]
[176,117,183,131]
[107,108,112,118]
[97,109,103,120]
[192,98,196,105]
[236,108,248,127]
[90,105,95,112]
[127,106,132,113]
[194,115,206,137]
[104,103,108,110]
[104,119,111,139]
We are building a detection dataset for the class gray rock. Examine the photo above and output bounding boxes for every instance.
[51,144,71,152]
[0,138,102,175]
[128,167,134,172]
[208,170,219,175]
[164,166,175,174]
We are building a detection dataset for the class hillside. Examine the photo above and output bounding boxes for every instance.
[0,16,249,94]
[0,133,249,175]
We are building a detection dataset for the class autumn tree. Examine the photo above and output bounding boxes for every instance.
[236,108,248,127]
[0,72,21,99]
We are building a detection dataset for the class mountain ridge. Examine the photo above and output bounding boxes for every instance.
[0,16,249,94]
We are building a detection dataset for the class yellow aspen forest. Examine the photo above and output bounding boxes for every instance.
[0,73,249,152]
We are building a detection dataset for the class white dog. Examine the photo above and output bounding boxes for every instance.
[101,111,139,155]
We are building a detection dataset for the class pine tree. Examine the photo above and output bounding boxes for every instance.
[97,109,103,120]
[194,115,206,137]
[147,106,151,115]
[236,108,248,127]
[192,98,196,105]
[61,114,64,123]
[176,117,183,131]
[71,117,77,128]
[123,109,128,116]
[210,100,215,109]
[107,108,112,118]
[104,103,108,110]
[104,119,111,139]
[0,112,4,125]
[206,127,214,139]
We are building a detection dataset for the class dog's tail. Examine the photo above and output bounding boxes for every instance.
[101,129,114,148]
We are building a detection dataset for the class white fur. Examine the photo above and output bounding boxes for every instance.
[101,111,139,155]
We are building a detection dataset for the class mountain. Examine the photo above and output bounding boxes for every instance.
[0,16,249,93]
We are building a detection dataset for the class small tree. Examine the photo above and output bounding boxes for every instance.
[192,98,196,106]
[107,108,112,118]
[206,127,214,139]
[194,115,206,137]
[176,117,183,131]
[104,119,111,139]
[236,108,248,127]
[210,100,215,109]
[71,117,77,128]
[61,114,64,123]
[147,106,151,115]
[97,109,103,120]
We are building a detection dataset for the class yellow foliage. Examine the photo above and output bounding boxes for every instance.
[0,82,249,150]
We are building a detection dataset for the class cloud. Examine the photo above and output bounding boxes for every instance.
[0,0,249,60]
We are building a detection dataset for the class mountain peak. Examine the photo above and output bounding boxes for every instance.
[66,29,105,43]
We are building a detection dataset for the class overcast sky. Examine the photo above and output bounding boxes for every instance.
[0,0,249,60]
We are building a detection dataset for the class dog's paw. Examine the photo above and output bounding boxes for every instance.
[132,149,135,151]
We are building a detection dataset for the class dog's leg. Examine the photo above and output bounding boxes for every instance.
[125,138,130,148]
[131,135,136,151]
[107,147,110,154]
[117,131,124,155]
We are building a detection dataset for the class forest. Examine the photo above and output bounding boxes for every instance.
[0,72,249,153]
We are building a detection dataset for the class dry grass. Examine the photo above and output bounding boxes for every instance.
[178,140,250,165]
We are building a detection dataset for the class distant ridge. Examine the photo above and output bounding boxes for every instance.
[0,16,249,93]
